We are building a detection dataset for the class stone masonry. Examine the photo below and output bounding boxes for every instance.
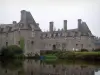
[0,10,100,56]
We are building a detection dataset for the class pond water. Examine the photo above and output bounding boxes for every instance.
[0,59,100,75]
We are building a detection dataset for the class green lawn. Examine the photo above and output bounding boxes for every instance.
[42,51,100,60]
[43,54,58,60]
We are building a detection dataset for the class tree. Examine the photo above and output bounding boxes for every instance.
[19,37,25,50]
[0,45,24,58]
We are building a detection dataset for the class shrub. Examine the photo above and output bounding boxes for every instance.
[7,45,23,54]
[33,53,40,59]
[0,45,23,58]
[80,49,88,52]
[93,48,100,52]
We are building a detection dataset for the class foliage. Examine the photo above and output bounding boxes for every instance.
[42,50,100,61]
[93,48,100,52]
[19,37,25,50]
[0,45,24,58]
[34,53,40,58]
[0,59,24,71]
[44,54,58,59]
[80,49,88,52]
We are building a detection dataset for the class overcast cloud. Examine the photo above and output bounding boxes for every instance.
[0,0,100,36]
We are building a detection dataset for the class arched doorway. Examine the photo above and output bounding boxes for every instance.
[52,44,56,50]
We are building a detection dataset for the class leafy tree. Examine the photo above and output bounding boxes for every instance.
[80,49,88,52]
[0,45,24,58]
[19,37,25,50]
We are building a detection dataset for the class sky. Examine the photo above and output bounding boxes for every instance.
[0,0,100,37]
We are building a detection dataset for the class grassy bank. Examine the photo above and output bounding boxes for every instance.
[0,45,24,59]
[58,52,100,60]
[42,51,100,61]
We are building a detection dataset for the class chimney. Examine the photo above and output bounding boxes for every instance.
[20,10,27,23]
[49,21,54,32]
[64,20,67,31]
[13,21,17,24]
[78,19,82,31]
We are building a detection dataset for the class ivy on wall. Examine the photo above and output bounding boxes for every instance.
[19,37,25,50]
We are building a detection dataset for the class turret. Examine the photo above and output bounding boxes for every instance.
[63,20,67,31]
[49,21,54,32]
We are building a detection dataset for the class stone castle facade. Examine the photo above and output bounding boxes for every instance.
[0,10,100,56]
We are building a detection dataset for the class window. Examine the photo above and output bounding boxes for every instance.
[58,33,60,37]
[60,33,62,36]
[45,34,47,37]
[31,41,34,45]
[56,33,58,37]
[62,33,64,36]
[49,44,51,46]
[18,27,20,32]
[32,32,35,37]
[74,32,78,37]
[81,44,83,48]
[40,34,43,39]
[6,42,8,46]
[76,44,78,47]
[6,33,8,37]
[62,43,66,50]
[53,33,55,37]
[20,23,24,28]
[89,44,91,47]
[51,34,53,37]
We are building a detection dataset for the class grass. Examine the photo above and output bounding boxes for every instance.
[42,54,58,60]
[41,59,100,67]
[41,51,100,61]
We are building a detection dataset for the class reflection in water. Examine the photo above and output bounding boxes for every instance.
[40,62,95,75]
[0,59,100,75]
[0,59,24,75]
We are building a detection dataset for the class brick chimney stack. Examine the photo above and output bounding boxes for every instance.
[49,21,54,32]
[64,20,67,31]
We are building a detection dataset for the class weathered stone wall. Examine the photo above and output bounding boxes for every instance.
[0,10,99,56]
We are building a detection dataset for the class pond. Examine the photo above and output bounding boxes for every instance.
[0,59,100,75]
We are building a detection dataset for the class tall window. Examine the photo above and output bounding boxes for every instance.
[89,44,91,47]
[76,44,78,47]
[6,42,8,46]
[45,34,48,37]
[51,34,53,38]
[31,41,34,45]
[62,43,66,50]
[31,25,35,37]
[6,33,8,37]
[18,27,20,32]
[81,44,83,48]
[55,33,58,37]
[32,32,35,37]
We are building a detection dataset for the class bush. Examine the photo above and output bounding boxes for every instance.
[80,49,88,52]
[0,45,24,58]
[7,45,23,54]
[93,48,100,52]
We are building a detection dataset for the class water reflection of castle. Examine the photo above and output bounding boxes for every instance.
[0,60,99,75]
[24,60,96,75]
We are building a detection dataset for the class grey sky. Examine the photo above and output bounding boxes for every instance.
[0,0,100,37]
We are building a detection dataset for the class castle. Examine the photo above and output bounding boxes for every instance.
[0,10,100,56]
